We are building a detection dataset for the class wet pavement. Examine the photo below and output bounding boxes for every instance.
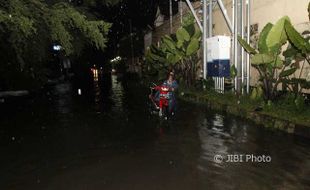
[0,73,310,190]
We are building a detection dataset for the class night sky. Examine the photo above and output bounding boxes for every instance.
[84,0,182,59]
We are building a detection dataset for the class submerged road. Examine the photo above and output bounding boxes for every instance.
[0,74,310,190]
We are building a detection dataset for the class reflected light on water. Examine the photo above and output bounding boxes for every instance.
[54,83,73,114]
[91,68,99,82]
[92,68,101,112]
[213,114,224,128]
[111,75,124,112]
[198,115,229,170]
[91,68,125,113]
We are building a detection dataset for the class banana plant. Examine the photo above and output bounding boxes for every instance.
[238,16,306,101]
[279,4,310,99]
[281,19,310,97]
[284,18,310,63]
[145,14,201,86]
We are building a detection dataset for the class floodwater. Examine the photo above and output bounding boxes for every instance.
[0,73,310,190]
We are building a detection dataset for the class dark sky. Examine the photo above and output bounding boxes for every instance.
[94,1,180,37]
[81,0,182,59]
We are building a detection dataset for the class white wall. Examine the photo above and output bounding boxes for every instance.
[212,0,310,89]
[212,0,309,35]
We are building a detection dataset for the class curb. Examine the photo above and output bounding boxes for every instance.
[180,92,310,139]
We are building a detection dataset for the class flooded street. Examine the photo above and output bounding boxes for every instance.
[0,74,310,190]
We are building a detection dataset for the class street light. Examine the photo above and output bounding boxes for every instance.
[53,45,62,51]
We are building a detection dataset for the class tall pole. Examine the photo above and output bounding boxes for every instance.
[236,0,242,94]
[179,0,183,24]
[203,0,207,79]
[209,0,213,37]
[129,19,134,66]
[241,0,244,94]
[170,0,173,34]
[232,0,235,91]
[185,0,203,31]
[234,0,238,92]
[246,0,251,94]
[217,0,233,33]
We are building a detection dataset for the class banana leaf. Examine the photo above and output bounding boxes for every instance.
[149,53,166,63]
[238,36,257,54]
[177,40,184,49]
[266,16,290,50]
[251,53,274,65]
[279,67,297,78]
[273,56,284,69]
[176,27,190,42]
[258,23,273,53]
[230,65,237,78]
[192,28,202,39]
[162,36,176,51]
[186,38,199,56]
[285,20,310,54]
[184,23,195,37]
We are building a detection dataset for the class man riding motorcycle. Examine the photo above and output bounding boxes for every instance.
[150,71,178,117]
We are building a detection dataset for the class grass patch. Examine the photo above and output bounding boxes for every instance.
[180,89,310,127]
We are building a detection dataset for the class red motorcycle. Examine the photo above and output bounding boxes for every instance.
[149,83,173,119]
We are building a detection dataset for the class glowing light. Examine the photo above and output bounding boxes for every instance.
[91,68,99,81]
[53,45,62,51]
[110,56,122,63]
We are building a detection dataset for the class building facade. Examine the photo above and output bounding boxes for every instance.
[146,0,310,91]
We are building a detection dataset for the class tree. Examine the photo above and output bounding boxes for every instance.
[145,15,201,87]
[0,0,111,89]
[83,0,122,7]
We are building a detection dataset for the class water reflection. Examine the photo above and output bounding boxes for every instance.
[111,75,124,113]
[91,68,99,82]
[92,68,101,112]
[197,111,310,189]
[90,69,125,114]
[54,83,73,114]
[198,114,229,169]
[0,74,310,190]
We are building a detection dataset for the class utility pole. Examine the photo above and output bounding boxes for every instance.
[208,0,213,37]
[203,0,207,79]
[241,0,245,94]
[129,19,134,67]
[185,0,203,31]
[179,0,183,24]
[236,0,242,94]
[246,0,251,94]
[169,0,173,33]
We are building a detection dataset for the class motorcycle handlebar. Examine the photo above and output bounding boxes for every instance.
[150,86,174,92]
